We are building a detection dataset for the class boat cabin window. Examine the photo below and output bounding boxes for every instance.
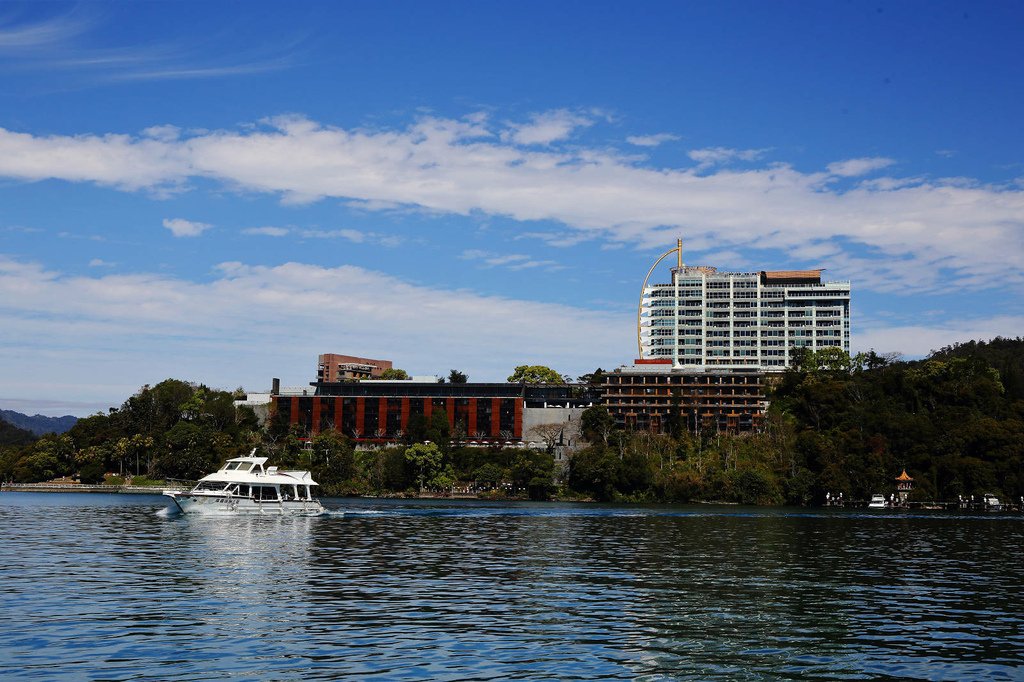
[297,485,309,500]
[253,486,279,501]
[238,484,249,497]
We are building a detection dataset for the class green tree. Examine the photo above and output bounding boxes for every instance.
[380,368,410,380]
[448,369,468,384]
[405,442,442,490]
[511,451,555,500]
[581,405,615,445]
[473,462,504,489]
[310,430,355,493]
[568,445,622,501]
[156,421,219,480]
[507,365,564,384]
[430,464,457,492]
[78,460,106,484]
[426,411,451,452]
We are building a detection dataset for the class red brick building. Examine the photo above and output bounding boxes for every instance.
[317,353,393,382]
[271,383,587,442]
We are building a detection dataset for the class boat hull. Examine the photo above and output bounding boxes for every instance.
[164,492,325,516]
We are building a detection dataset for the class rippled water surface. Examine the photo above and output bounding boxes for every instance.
[1,494,1023,680]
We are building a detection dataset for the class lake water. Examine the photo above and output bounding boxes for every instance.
[1,494,1022,680]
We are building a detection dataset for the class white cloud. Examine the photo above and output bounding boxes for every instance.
[242,225,402,246]
[141,125,181,141]
[0,113,1022,293]
[242,226,290,237]
[162,218,211,237]
[854,316,1024,358]
[688,146,769,167]
[300,228,402,247]
[88,258,115,267]
[626,133,680,147]
[827,157,896,177]
[505,109,593,145]
[0,255,626,412]
[301,228,368,242]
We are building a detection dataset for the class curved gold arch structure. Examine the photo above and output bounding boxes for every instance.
[637,239,683,361]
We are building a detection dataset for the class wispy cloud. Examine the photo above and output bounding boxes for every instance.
[688,146,770,168]
[242,225,402,246]
[626,133,680,147]
[88,258,115,267]
[460,249,564,272]
[0,112,1022,294]
[242,226,290,237]
[163,218,211,238]
[0,256,626,411]
[0,13,90,49]
[0,10,298,84]
[827,157,895,177]
[106,60,294,82]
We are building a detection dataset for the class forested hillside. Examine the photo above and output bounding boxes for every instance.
[565,341,1024,504]
[0,417,37,447]
[3,340,1022,505]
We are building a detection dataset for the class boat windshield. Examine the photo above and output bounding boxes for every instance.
[223,461,253,472]
[195,481,230,492]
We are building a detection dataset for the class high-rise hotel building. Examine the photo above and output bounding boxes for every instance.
[639,263,850,371]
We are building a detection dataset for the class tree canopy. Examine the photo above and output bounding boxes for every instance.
[507,365,564,384]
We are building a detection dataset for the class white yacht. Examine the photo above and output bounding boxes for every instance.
[163,451,324,515]
[867,494,887,509]
[983,493,1002,512]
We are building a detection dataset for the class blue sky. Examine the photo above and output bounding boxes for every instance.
[1,1,1022,416]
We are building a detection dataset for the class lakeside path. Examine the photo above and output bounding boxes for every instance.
[0,483,176,495]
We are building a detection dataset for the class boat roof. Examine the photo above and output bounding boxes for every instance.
[200,469,319,486]
[197,451,319,486]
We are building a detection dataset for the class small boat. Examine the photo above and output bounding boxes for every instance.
[163,450,324,515]
[867,494,887,509]
[983,493,1002,512]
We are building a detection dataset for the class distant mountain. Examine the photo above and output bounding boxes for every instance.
[0,410,78,436]
[0,417,37,446]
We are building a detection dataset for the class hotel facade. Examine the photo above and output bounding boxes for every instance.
[639,263,850,371]
[262,241,851,438]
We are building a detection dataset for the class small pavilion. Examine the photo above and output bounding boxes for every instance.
[895,470,914,505]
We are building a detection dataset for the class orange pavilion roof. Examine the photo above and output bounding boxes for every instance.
[896,470,913,481]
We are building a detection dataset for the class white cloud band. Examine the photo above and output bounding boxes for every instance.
[0,113,1022,292]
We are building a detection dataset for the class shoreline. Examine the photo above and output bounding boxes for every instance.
[2,484,1021,512]
[0,483,173,495]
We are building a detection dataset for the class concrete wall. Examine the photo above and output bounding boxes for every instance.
[522,406,586,474]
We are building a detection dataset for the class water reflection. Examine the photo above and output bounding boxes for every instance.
[0,494,1022,680]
